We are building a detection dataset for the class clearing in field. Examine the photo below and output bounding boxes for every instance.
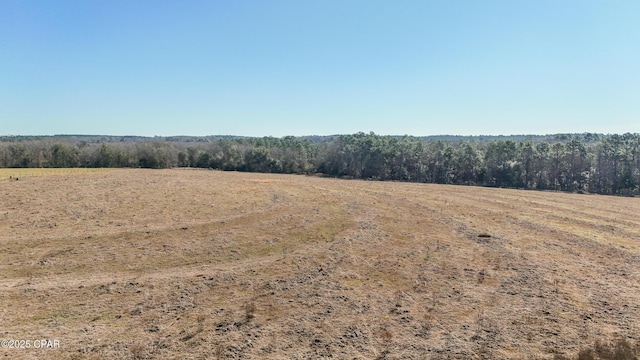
[1,168,639,359]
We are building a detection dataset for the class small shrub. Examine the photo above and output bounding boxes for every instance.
[553,354,572,360]
[477,269,486,284]
[573,337,639,360]
[245,301,256,321]
[577,348,595,360]
[378,328,393,342]
[196,313,207,332]
[130,342,146,360]
[214,344,224,359]
[375,349,390,360]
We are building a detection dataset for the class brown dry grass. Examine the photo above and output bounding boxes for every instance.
[1,168,640,359]
[0,168,108,180]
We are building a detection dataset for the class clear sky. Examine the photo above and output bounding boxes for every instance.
[1,1,639,137]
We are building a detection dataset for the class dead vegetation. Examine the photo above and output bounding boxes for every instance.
[1,169,640,359]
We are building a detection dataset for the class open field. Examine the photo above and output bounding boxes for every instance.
[0,168,109,180]
[1,168,640,359]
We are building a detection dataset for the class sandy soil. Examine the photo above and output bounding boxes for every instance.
[1,168,639,359]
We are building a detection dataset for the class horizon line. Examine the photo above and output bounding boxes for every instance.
[0,131,634,138]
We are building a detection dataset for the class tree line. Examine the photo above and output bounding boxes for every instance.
[1,132,639,196]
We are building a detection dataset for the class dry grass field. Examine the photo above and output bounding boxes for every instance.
[1,168,640,359]
[0,168,108,180]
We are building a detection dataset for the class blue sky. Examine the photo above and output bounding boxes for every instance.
[1,0,639,137]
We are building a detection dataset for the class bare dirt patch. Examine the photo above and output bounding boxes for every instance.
[1,169,639,359]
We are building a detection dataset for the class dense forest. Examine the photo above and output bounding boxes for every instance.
[1,132,639,196]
